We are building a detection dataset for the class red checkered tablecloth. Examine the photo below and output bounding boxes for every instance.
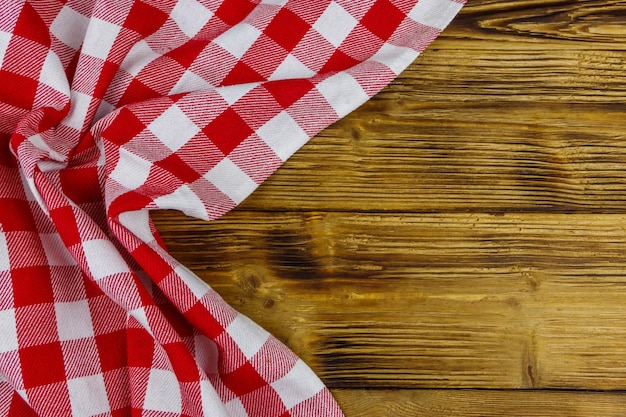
[0,1,463,416]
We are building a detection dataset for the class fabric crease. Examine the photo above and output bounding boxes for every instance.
[0,1,463,416]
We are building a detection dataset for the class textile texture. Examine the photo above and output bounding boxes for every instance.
[0,1,464,416]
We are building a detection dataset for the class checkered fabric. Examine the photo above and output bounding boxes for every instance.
[0,1,463,416]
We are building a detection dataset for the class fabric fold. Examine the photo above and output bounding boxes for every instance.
[0,1,464,416]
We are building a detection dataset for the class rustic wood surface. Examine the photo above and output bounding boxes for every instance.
[153,1,626,415]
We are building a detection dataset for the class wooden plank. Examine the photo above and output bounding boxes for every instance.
[331,389,626,417]
[405,0,626,103]
[153,211,626,390]
[231,0,626,212]
[240,101,626,212]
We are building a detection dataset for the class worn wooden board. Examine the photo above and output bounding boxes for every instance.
[153,0,626,415]
[332,389,626,417]
[154,211,626,390]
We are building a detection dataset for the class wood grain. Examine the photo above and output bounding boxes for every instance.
[238,102,626,212]
[332,389,626,417]
[154,211,626,390]
[234,0,626,212]
[152,0,626,415]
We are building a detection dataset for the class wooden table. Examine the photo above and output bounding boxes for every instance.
[153,1,626,415]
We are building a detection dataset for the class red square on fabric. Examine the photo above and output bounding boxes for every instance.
[118,78,160,107]
[360,0,406,41]
[11,266,54,307]
[164,342,199,382]
[107,190,153,219]
[126,327,155,368]
[222,362,268,397]
[93,60,121,101]
[167,39,207,68]
[155,154,202,185]
[158,303,194,338]
[96,330,127,372]
[0,71,37,110]
[0,199,37,231]
[49,206,81,247]
[19,342,66,388]
[185,303,224,339]
[13,2,51,47]
[8,390,38,417]
[124,1,168,37]
[264,79,314,109]
[215,0,256,26]
[220,61,264,86]
[131,243,171,282]
[59,167,102,204]
[264,8,310,52]
[202,108,253,155]
[110,409,130,417]
[102,108,146,146]
[320,49,360,73]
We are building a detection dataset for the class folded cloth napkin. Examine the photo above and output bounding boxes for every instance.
[0,1,463,416]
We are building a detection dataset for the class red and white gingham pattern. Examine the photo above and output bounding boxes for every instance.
[0,1,463,416]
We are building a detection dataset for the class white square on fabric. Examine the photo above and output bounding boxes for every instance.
[169,69,211,95]
[28,134,65,162]
[55,300,94,341]
[171,0,214,38]
[82,239,130,280]
[0,31,13,67]
[50,6,90,50]
[129,307,151,334]
[148,104,200,152]
[371,42,419,76]
[0,232,9,272]
[204,158,257,205]
[153,184,207,219]
[217,82,259,106]
[312,2,358,48]
[316,72,369,118]
[225,314,270,360]
[67,374,110,417]
[256,111,309,162]
[225,398,249,417]
[144,369,182,413]
[0,309,18,353]
[271,360,325,410]
[120,40,161,77]
[200,380,230,417]
[63,91,92,131]
[213,23,261,60]
[195,334,219,375]
[40,233,76,266]
[82,18,121,60]
[40,51,70,95]
[94,100,116,124]
[269,54,315,81]
[174,265,209,299]
[117,210,153,244]
[409,0,464,29]
[110,148,152,191]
